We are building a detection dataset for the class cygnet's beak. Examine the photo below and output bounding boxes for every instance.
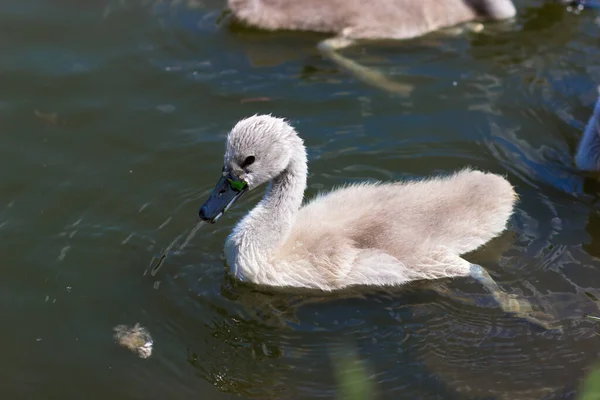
[199,172,248,223]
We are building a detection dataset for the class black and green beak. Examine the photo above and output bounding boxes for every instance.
[199,172,248,223]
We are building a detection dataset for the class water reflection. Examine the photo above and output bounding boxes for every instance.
[170,262,600,399]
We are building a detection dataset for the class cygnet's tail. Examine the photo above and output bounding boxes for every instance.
[437,169,517,255]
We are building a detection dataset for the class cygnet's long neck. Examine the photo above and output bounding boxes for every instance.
[575,95,600,172]
[226,141,307,281]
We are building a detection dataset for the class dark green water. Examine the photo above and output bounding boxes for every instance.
[3,0,600,399]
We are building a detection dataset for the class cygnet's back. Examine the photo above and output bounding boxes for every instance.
[279,169,516,268]
[228,0,517,39]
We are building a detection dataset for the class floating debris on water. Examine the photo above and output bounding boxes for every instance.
[240,97,271,103]
[121,233,133,245]
[179,220,205,251]
[34,109,59,125]
[149,251,169,276]
[146,220,206,276]
[585,313,600,322]
[57,245,71,261]
[157,217,172,230]
[113,323,153,359]
[584,314,600,336]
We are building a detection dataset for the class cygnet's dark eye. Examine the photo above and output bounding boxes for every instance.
[241,156,255,169]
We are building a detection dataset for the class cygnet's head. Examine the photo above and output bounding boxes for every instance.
[199,115,303,223]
